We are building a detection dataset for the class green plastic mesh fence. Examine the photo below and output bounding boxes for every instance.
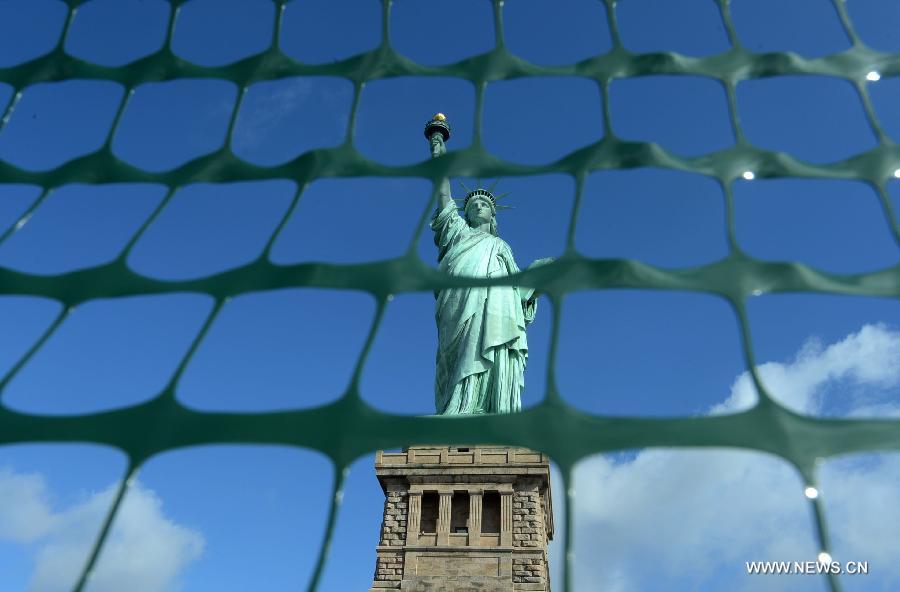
[0,1,898,591]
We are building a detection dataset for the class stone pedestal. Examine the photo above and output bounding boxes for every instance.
[369,445,554,591]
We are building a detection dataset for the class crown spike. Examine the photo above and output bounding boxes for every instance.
[457,179,472,195]
[488,179,501,193]
[494,191,513,201]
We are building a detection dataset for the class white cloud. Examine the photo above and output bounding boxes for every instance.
[0,472,204,592]
[712,323,900,416]
[0,468,57,543]
[232,78,314,150]
[231,78,352,154]
[572,323,900,591]
[819,453,900,579]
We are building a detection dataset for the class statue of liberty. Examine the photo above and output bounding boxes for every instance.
[425,114,552,416]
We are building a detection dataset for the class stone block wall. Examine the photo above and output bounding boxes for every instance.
[512,481,545,549]
[373,479,408,587]
[374,551,404,583]
[513,557,546,585]
[379,480,409,547]
[512,479,548,586]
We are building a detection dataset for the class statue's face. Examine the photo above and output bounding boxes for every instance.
[465,196,493,226]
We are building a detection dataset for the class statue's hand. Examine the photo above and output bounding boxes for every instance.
[523,258,555,303]
[429,133,446,159]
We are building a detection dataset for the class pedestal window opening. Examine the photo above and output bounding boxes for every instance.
[482,490,501,534]
[451,491,470,533]
[420,491,439,533]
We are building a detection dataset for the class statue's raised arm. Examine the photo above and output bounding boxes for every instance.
[425,113,453,210]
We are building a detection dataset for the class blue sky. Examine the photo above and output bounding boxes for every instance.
[0,0,898,591]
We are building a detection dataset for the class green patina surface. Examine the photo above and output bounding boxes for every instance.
[429,123,553,416]
[0,1,898,591]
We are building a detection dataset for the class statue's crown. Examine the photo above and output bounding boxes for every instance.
[457,180,512,213]
[464,188,496,209]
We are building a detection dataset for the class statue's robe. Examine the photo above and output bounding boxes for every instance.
[431,201,536,414]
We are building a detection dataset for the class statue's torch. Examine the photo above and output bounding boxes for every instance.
[424,112,451,158]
